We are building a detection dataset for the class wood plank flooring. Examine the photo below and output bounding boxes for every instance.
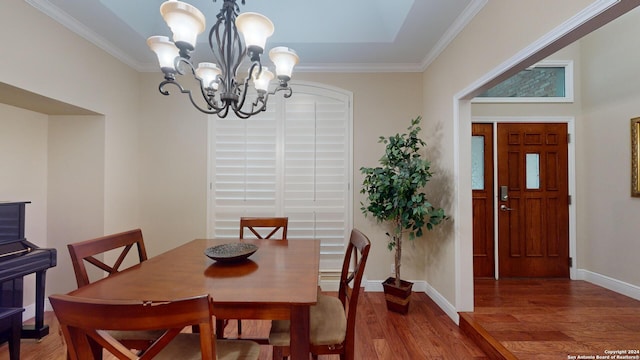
[0,291,487,359]
[461,279,640,360]
[7,280,634,359]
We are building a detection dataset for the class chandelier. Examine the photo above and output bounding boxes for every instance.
[147,0,299,118]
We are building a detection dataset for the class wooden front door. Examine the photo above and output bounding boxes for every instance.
[497,123,569,278]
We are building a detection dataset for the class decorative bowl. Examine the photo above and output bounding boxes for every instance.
[204,243,258,263]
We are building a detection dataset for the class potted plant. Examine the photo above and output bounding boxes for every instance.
[360,116,447,314]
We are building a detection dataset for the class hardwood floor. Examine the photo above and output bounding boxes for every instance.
[461,279,640,360]
[0,291,487,359]
[4,281,639,359]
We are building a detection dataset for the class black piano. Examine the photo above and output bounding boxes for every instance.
[0,201,56,340]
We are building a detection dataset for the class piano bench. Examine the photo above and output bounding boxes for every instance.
[0,307,24,360]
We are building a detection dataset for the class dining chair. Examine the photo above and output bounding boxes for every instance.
[217,217,289,339]
[67,229,159,351]
[239,216,288,240]
[269,228,371,360]
[49,293,260,360]
[67,228,148,288]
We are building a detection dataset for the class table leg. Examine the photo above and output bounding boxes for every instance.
[289,305,310,360]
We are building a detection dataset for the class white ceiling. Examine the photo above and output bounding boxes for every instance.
[26,0,484,73]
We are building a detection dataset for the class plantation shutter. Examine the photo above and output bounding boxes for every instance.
[208,83,352,271]
[210,105,279,237]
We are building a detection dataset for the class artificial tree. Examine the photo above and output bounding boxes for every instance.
[360,116,447,311]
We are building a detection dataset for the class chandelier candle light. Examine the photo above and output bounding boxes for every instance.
[147,0,299,118]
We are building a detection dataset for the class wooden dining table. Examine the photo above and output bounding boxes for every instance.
[69,238,320,360]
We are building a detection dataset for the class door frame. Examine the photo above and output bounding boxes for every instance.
[472,116,577,280]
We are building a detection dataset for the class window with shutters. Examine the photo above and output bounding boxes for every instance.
[207,83,353,271]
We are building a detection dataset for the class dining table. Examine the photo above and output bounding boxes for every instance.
[68,238,320,360]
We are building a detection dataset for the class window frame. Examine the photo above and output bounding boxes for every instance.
[472,60,574,103]
[206,81,354,272]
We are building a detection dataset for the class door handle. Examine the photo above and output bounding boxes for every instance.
[500,204,513,212]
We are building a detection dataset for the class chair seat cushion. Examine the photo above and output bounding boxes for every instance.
[269,294,347,346]
[155,334,260,360]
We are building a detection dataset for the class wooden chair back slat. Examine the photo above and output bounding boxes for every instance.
[239,217,288,240]
[49,294,216,360]
[339,229,371,345]
[67,229,148,288]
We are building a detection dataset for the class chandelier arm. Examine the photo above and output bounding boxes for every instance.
[211,8,228,92]
[235,61,261,111]
[173,56,225,111]
[219,104,231,118]
[232,81,294,118]
[278,85,294,99]
[209,14,225,74]
[232,107,252,119]
[227,10,245,101]
[251,95,268,113]
[158,80,229,115]
[267,84,293,99]
[231,93,267,118]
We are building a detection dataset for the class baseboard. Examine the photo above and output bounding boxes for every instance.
[319,269,342,292]
[424,281,460,324]
[364,279,459,324]
[576,269,640,301]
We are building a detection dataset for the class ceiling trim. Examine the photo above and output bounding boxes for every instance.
[420,0,488,71]
[26,0,146,71]
[295,63,424,73]
[27,0,485,74]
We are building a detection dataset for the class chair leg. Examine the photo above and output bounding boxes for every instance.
[215,319,226,339]
[272,345,288,360]
[237,319,242,335]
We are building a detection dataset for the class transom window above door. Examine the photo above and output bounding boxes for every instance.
[472,60,574,103]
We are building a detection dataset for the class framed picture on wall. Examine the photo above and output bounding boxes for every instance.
[631,117,640,197]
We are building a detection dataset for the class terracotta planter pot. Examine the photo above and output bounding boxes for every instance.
[382,277,413,314]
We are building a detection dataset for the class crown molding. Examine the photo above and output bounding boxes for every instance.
[420,0,488,72]
[25,0,146,71]
[26,0,488,75]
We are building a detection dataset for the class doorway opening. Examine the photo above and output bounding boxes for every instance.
[455,1,640,314]
[471,119,575,279]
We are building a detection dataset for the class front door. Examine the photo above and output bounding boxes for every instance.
[497,123,569,277]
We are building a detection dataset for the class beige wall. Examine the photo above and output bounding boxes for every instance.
[136,71,425,280]
[0,1,141,298]
[1,0,140,238]
[421,0,595,309]
[47,115,106,294]
[578,7,640,286]
[4,0,638,320]
[137,74,209,256]
[0,104,48,304]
